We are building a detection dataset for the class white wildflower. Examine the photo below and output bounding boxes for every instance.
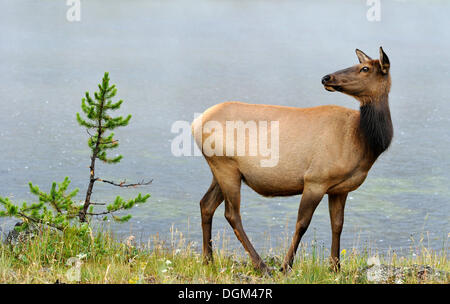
[76,253,87,260]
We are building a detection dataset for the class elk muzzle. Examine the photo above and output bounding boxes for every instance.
[322,74,341,92]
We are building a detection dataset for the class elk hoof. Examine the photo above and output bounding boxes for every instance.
[260,265,274,277]
[280,264,292,274]
[264,268,275,277]
[328,257,341,272]
[202,255,213,265]
[256,261,272,275]
[329,264,341,272]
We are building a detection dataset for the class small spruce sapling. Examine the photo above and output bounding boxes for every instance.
[0,72,151,231]
[77,72,151,222]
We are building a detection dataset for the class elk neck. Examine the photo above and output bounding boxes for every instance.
[358,93,393,160]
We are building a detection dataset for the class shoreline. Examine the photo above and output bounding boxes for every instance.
[0,227,447,284]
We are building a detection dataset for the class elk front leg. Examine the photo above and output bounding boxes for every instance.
[281,185,325,272]
[328,193,347,271]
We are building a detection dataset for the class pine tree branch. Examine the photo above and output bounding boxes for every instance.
[86,210,114,216]
[95,178,153,188]
[17,212,64,231]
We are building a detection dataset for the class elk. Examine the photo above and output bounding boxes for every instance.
[191,47,393,273]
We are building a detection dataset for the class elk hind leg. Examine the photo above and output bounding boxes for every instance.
[200,177,224,263]
[215,169,268,272]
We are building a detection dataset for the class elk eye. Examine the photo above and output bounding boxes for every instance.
[360,66,369,72]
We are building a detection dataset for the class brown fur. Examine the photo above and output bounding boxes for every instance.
[192,47,393,273]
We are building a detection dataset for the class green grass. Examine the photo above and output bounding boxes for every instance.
[0,226,448,284]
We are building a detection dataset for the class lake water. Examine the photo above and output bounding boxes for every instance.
[0,0,449,255]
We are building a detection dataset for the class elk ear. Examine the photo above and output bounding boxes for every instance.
[355,49,372,63]
[379,46,390,74]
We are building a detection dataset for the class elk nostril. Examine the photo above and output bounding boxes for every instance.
[322,75,331,84]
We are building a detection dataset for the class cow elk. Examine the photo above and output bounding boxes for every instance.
[191,47,393,273]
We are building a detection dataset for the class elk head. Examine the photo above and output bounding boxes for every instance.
[321,47,391,105]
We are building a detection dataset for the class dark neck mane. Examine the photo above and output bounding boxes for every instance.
[359,96,393,159]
